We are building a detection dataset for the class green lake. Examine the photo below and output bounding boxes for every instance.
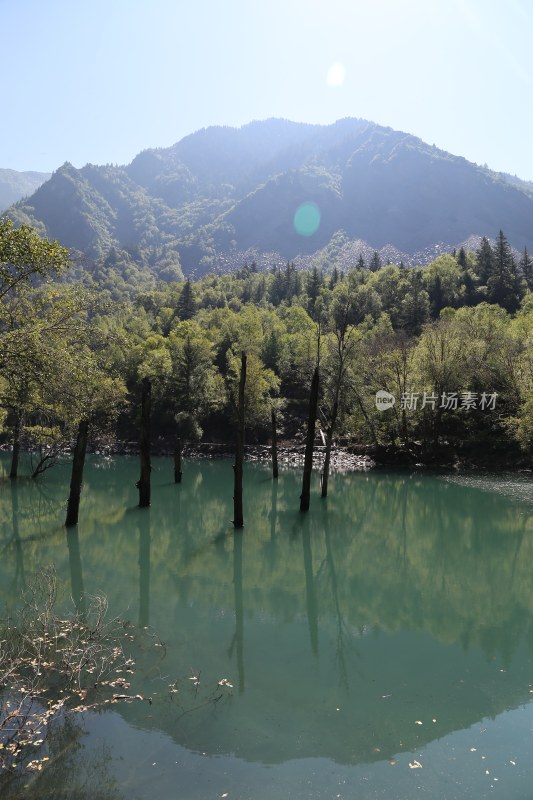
[1,454,533,799]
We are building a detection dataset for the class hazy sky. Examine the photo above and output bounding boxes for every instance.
[2,0,533,178]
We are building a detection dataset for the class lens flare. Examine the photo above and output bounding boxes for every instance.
[293,202,321,237]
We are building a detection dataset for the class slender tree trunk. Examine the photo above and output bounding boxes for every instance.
[138,510,151,628]
[9,413,21,479]
[65,419,89,527]
[233,530,245,693]
[271,408,278,479]
[302,519,318,655]
[138,377,151,508]
[174,437,183,483]
[321,399,338,498]
[233,351,246,528]
[66,526,86,619]
[300,366,319,512]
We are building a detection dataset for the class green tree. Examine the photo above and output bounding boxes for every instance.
[475,236,494,285]
[519,247,533,291]
[400,270,430,334]
[168,320,223,440]
[177,278,197,320]
[488,230,523,312]
[0,218,69,300]
[369,251,382,272]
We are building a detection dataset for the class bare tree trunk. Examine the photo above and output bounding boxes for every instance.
[65,419,89,527]
[9,413,21,479]
[174,437,182,483]
[271,408,278,479]
[233,530,245,693]
[300,366,319,512]
[321,399,338,498]
[66,526,86,619]
[138,510,151,628]
[233,351,246,528]
[302,518,318,655]
[138,377,151,508]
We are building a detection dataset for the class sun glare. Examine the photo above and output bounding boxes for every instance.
[326,61,346,87]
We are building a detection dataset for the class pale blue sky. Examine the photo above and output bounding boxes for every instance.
[2,0,533,178]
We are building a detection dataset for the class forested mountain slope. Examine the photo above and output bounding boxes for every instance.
[7,118,533,282]
[0,168,50,212]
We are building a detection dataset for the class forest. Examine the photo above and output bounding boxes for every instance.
[1,216,533,494]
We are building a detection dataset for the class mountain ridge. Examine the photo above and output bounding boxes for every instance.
[6,118,533,285]
[0,168,51,212]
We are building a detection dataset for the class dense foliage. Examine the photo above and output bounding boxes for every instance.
[1,218,532,466]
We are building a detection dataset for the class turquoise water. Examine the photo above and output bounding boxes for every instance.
[1,455,533,798]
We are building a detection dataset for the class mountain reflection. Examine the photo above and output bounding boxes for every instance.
[1,455,533,766]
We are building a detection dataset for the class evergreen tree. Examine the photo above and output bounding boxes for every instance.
[285,261,300,304]
[488,230,522,312]
[177,279,197,320]
[356,254,365,270]
[519,246,533,291]
[262,330,283,373]
[306,265,324,316]
[369,251,382,272]
[269,267,286,306]
[475,237,494,285]
[329,265,339,289]
[457,247,467,269]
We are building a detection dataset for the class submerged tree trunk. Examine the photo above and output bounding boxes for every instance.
[174,437,183,484]
[138,510,151,628]
[9,413,21,479]
[65,419,89,528]
[233,351,246,528]
[271,408,278,479]
[138,377,152,508]
[321,398,338,498]
[300,366,319,512]
[66,526,86,618]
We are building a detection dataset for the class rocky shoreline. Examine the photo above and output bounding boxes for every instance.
[189,442,374,472]
[2,439,530,473]
[111,440,374,472]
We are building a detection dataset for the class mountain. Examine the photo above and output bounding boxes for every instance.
[0,168,50,212]
[7,118,533,285]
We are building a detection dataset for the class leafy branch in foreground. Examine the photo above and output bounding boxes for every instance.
[0,566,140,781]
[0,565,234,790]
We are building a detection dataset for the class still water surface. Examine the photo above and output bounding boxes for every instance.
[1,455,533,798]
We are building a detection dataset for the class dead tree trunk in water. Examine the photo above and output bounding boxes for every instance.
[233,351,246,528]
[174,437,183,483]
[9,413,21,479]
[300,366,319,512]
[65,419,89,527]
[271,408,279,479]
[321,398,338,498]
[138,377,151,508]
